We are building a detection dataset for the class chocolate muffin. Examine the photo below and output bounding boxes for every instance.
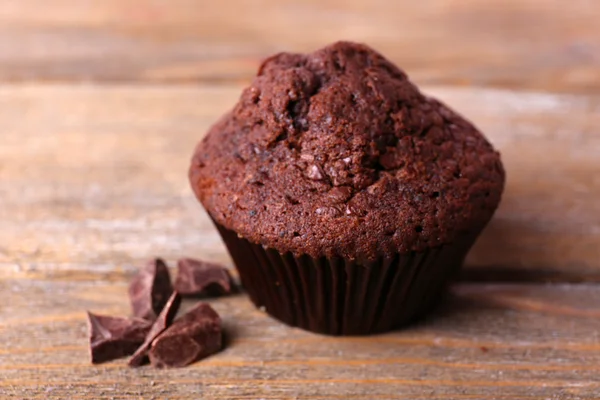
[189,41,505,335]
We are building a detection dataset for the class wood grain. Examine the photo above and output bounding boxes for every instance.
[2,2,600,394]
[2,278,600,399]
[0,84,598,281]
[1,0,599,92]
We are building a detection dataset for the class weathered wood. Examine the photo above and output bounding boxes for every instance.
[0,0,599,92]
[3,1,599,397]
[0,85,598,281]
[2,280,600,399]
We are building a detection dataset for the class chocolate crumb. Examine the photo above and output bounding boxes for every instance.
[128,258,173,321]
[87,313,152,364]
[129,292,181,367]
[174,258,234,297]
[148,303,222,368]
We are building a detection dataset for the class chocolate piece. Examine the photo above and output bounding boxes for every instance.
[128,258,173,321]
[87,312,152,364]
[128,291,181,367]
[148,303,222,368]
[174,258,234,297]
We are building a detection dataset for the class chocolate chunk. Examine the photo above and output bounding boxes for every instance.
[128,291,181,367]
[315,206,343,217]
[148,303,222,368]
[326,186,352,203]
[174,258,234,297]
[306,164,324,180]
[128,258,173,321]
[87,312,152,364]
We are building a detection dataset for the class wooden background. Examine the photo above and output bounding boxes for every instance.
[1,1,599,398]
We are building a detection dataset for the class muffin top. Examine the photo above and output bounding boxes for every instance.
[190,41,504,261]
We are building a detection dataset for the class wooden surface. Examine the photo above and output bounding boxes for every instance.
[1,1,600,398]
[0,0,599,92]
[4,282,600,399]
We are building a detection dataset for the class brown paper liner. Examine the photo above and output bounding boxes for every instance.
[215,223,475,336]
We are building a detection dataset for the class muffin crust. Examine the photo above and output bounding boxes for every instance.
[190,41,504,261]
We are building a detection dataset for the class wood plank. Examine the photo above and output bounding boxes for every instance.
[1,279,600,398]
[1,0,599,92]
[0,84,598,281]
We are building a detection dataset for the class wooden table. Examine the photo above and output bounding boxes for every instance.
[1,1,599,398]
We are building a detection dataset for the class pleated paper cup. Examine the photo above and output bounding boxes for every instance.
[215,222,475,336]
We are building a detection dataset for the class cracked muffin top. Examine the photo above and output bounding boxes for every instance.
[189,41,505,261]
